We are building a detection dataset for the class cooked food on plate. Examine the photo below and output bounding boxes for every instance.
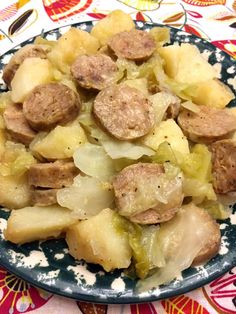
[0,9,235,290]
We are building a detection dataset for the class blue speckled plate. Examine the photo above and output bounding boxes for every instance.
[0,21,235,304]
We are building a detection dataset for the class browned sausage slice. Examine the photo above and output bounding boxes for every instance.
[28,161,78,189]
[130,207,179,225]
[2,45,47,88]
[191,205,221,265]
[71,54,118,90]
[113,163,183,224]
[211,139,236,194]
[93,84,155,140]
[31,188,58,206]
[108,29,155,61]
[177,106,236,143]
[3,104,36,145]
[23,83,81,131]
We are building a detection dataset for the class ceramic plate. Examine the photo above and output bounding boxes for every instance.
[0,21,235,304]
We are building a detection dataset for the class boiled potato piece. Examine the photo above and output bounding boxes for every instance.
[91,10,135,46]
[30,122,87,159]
[11,58,54,103]
[5,205,78,244]
[158,44,216,84]
[149,27,170,47]
[158,45,180,78]
[48,28,100,73]
[0,129,6,158]
[0,174,31,209]
[142,119,189,155]
[66,208,132,271]
[192,79,234,108]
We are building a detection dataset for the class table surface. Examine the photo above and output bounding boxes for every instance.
[0,1,236,313]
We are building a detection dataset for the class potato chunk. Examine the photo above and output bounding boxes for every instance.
[192,79,234,109]
[158,45,180,78]
[0,174,31,209]
[30,122,87,159]
[91,10,135,46]
[48,28,100,73]
[142,119,189,155]
[158,44,216,84]
[11,58,54,103]
[66,208,132,271]
[5,205,78,244]
[0,129,6,158]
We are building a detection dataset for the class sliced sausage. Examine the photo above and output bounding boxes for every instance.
[113,163,183,224]
[31,188,58,206]
[28,161,78,189]
[71,54,118,90]
[211,139,236,194]
[108,29,155,61]
[23,83,80,131]
[3,104,36,145]
[130,207,179,225]
[177,105,236,143]
[93,84,155,140]
[2,44,47,88]
[191,205,221,265]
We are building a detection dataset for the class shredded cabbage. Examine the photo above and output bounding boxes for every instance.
[116,58,140,80]
[182,144,212,182]
[113,216,164,279]
[123,78,149,95]
[183,178,216,203]
[152,142,216,202]
[57,175,114,218]
[34,36,57,48]
[137,203,210,291]
[0,141,36,176]
[73,143,116,181]
[77,101,94,129]
[91,128,155,160]
[200,200,230,220]
[149,92,178,125]
[181,100,200,113]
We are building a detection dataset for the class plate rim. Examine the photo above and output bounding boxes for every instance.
[0,20,235,304]
[0,252,234,304]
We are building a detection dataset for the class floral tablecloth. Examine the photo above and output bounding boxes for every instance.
[0,0,236,313]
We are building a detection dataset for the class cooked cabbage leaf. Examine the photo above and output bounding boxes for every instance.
[113,215,164,279]
[0,141,36,176]
[123,78,149,95]
[116,58,140,80]
[57,175,114,218]
[91,128,155,160]
[73,143,116,181]
[137,203,209,291]
[200,200,230,220]
[152,142,216,202]
[149,92,179,125]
